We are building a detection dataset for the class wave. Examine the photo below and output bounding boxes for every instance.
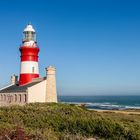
[62,101,140,110]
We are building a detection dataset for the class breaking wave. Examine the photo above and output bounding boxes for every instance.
[62,102,140,110]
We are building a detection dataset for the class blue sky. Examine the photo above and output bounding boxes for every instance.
[0,0,140,95]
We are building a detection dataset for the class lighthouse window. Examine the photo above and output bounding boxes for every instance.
[26,32,29,38]
[32,67,35,73]
[25,33,29,41]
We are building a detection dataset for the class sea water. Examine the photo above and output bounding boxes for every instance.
[59,95,140,110]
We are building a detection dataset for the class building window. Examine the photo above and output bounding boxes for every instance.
[1,95,3,101]
[4,95,6,101]
[7,95,12,103]
[15,94,17,102]
[10,96,13,102]
[19,95,22,102]
[24,94,27,103]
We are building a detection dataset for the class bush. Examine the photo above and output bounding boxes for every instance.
[0,103,139,140]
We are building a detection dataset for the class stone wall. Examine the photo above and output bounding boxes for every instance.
[0,92,27,106]
[46,66,57,103]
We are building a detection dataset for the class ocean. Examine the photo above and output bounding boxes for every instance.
[59,95,140,110]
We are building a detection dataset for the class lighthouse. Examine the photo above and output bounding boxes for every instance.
[19,24,40,85]
[0,23,58,105]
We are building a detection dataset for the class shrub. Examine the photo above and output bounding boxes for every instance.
[0,103,139,140]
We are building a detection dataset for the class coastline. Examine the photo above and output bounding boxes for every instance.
[62,102,140,113]
[60,95,140,111]
[91,109,140,115]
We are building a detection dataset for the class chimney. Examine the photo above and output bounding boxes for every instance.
[11,75,18,85]
[45,66,57,103]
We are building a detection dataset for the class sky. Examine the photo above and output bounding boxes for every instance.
[0,0,140,96]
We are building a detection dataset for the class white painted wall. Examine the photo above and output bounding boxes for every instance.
[27,80,46,103]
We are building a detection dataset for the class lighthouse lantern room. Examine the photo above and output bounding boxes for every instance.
[19,24,40,85]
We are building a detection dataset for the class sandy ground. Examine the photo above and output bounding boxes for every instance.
[94,109,140,115]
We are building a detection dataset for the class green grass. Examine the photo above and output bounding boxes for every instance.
[0,103,140,140]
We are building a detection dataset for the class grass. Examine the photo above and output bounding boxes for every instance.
[0,103,140,140]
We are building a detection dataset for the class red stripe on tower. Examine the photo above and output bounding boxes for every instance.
[19,24,40,86]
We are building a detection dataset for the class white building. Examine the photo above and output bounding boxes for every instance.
[0,66,58,106]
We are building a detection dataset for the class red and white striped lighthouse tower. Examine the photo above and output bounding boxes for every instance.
[19,24,40,86]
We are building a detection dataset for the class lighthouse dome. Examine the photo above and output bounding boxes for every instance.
[24,24,35,32]
[23,24,36,42]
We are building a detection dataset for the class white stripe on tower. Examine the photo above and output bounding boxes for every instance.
[20,61,39,74]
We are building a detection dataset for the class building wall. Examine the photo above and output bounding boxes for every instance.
[46,74,57,103]
[0,92,27,106]
[0,73,58,105]
[45,66,58,103]
[27,80,46,103]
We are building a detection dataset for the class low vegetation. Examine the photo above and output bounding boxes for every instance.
[0,103,140,140]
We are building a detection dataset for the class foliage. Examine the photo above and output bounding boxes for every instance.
[0,103,140,140]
